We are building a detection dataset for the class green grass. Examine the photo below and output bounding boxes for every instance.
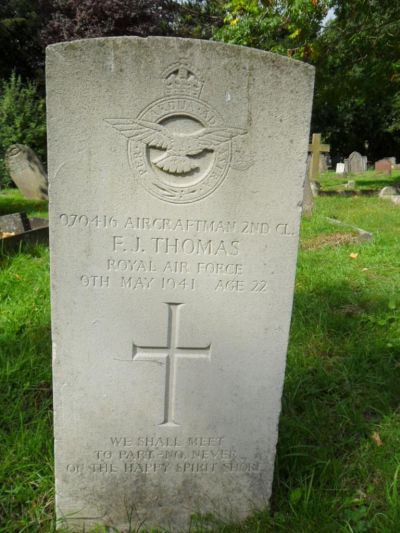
[0,193,399,532]
[319,169,400,192]
[0,188,48,219]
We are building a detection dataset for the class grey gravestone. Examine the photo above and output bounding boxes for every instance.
[384,157,396,166]
[5,144,48,200]
[346,151,367,174]
[47,37,314,532]
[0,212,30,234]
[379,186,397,197]
[319,153,328,172]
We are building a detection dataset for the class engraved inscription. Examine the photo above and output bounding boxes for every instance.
[65,435,262,476]
[116,303,211,426]
[58,212,297,294]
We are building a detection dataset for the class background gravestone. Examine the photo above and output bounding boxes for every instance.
[345,151,367,174]
[384,156,396,167]
[375,159,392,175]
[0,212,30,234]
[319,153,328,172]
[336,162,346,174]
[47,37,314,532]
[5,144,48,200]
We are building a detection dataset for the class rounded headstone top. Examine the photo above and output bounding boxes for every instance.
[379,186,398,197]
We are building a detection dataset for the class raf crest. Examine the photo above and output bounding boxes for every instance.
[106,62,252,204]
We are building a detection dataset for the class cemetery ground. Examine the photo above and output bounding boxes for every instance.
[0,188,399,532]
[319,169,400,193]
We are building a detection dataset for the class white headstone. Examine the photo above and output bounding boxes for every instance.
[47,37,314,532]
[5,144,48,200]
[336,162,345,174]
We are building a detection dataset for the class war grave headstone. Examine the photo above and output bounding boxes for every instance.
[5,144,48,200]
[344,151,367,174]
[47,37,314,531]
[375,159,392,176]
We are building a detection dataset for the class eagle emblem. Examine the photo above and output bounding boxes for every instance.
[105,62,253,204]
[106,118,246,175]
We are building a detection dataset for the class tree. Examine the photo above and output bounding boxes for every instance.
[0,73,46,186]
[313,1,400,160]
[39,0,183,46]
[0,0,43,80]
[213,0,400,160]
[213,0,330,61]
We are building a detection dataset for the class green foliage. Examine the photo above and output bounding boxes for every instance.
[0,0,43,79]
[319,169,400,191]
[213,1,400,161]
[0,73,46,188]
[171,0,225,40]
[213,0,330,61]
[312,1,400,160]
[39,0,180,45]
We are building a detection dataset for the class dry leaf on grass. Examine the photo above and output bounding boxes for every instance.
[371,431,383,447]
[0,231,16,238]
[349,252,359,259]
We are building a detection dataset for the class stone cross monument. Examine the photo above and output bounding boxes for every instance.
[308,133,330,181]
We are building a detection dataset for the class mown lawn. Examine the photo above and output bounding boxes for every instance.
[0,190,399,532]
[319,169,400,192]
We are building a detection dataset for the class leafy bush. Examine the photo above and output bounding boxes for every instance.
[0,73,46,188]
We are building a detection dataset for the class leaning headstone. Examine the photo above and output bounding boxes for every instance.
[347,151,366,174]
[5,144,48,200]
[375,159,392,175]
[336,162,345,174]
[379,186,397,198]
[47,37,314,532]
